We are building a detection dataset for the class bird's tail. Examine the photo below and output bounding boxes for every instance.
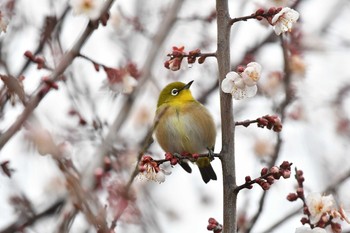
[197,157,217,183]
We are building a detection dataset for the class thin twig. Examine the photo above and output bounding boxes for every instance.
[0,200,65,233]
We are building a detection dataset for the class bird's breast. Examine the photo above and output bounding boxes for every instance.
[155,102,216,154]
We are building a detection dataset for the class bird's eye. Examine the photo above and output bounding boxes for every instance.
[171,88,179,96]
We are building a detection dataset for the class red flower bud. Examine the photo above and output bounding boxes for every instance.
[331,222,342,233]
[170,158,178,165]
[260,167,268,176]
[192,153,199,159]
[24,50,34,60]
[267,7,276,15]
[261,181,270,190]
[270,166,280,174]
[208,217,218,225]
[266,175,275,184]
[198,56,206,64]
[287,193,298,201]
[255,8,265,16]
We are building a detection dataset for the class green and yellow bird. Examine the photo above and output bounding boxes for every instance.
[155,80,217,183]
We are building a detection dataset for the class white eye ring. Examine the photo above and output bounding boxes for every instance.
[171,88,179,96]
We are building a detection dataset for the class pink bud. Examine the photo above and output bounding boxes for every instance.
[331,222,342,233]
[255,8,265,16]
[267,7,276,15]
[261,182,270,190]
[282,170,291,179]
[237,66,245,73]
[170,158,178,165]
[165,152,173,160]
[192,153,199,159]
[24,50,34,60]
[260,167,268,176]
[269,166,280,174]
[300,217,309,225]
[287,193,298,201]
[208,217,218,224]
[198,56,206,64]
[266,175,275,184]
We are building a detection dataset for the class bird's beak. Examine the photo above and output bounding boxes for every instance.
[183,80,194,90]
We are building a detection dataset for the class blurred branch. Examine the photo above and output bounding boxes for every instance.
[16,6,70,77]
[0,199,65,233]
[245,34,294,233]
[0,0,116,150]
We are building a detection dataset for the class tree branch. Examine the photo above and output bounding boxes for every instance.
[0,0,116,150]
[216,0,237,232]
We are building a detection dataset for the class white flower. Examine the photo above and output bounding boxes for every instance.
[295,226,327,233]
[222,62,262,100]
[138,164,169,184]
[271,7,300,35]
[241,62,262,86]
[69,0,105,20]
[306,193,336,224]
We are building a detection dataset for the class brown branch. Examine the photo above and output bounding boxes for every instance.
[16,6,70,77]
[216,1,237,233]
[0,0,116,150]
[0,199,65,233]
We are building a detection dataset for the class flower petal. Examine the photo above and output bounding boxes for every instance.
[245,85,258,97]
[221,73,238,93]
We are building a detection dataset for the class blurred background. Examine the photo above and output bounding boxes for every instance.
[0,0,350,232]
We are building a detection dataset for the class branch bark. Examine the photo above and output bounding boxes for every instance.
[216,0,237,232]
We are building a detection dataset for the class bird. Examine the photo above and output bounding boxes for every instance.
[154,80,217,183]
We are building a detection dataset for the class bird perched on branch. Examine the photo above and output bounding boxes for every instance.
[155,80,217,183]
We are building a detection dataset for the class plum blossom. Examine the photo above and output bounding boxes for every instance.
[221,62,262,100]
[306,193,336,224]
[295,227,326,233]
[69,0,105,20]
[271,7,299,35]
[138,156,170,183]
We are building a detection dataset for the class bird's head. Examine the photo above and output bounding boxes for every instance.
[157,80,195,107]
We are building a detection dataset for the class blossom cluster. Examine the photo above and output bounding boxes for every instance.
[221,62,262,100]
[288,169,350,233]
[253,7,299,36]
[164,46,213,71]
[240,161,292,192]
[138,155,167,183]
